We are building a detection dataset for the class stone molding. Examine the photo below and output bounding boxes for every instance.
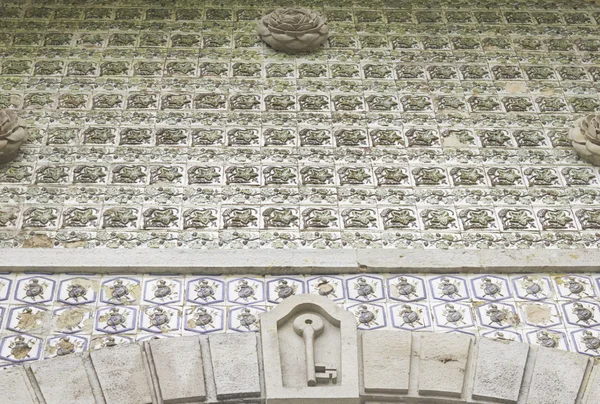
[1,295,599,404]
[3,248,600,274]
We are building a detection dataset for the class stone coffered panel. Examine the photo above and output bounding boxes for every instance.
[2,0,600,250]
[0,295,599,404]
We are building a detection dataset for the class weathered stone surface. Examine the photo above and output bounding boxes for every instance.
[418,332,472,398]
[7,248,600,274]
[30,354,95,404]
[149,336,206,403]
[584,361,600,404]
[209,333,261,399]
[361,330,411,394]
[472,338,529,403]
[2,329,600,404]
[0,366,36,404]
[90,343,152,404]
[526,347,589,404]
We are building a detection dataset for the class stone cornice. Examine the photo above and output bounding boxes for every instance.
[3,248,600,274]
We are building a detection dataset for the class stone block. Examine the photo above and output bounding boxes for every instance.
[0,366,36,404]
[472,338,529,403]
[90,343,153,404]
[209,333,261,400]
[361,330,411,394]
[260,294,359,404]
[149,335,206,403]
[526,347,589,404]
[418,332,472,398]
[584,361,600,404]
[30,354,95,404]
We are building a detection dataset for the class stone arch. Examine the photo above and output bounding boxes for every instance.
[1,295,599,404]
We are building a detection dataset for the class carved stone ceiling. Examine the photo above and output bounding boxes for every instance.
[1,0,600,250]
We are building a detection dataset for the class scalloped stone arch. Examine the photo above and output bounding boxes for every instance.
[1,296,599,404]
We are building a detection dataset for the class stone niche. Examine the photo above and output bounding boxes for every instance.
[260,294,359,404]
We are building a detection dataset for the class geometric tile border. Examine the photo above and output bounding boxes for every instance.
[0,270,600,369]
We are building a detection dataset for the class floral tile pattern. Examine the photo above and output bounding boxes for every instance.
[511,275,553,301]
[306,276,345,301]
[94,306,137,334]
[525,328,570,351]
[99,277,141,305]
[228,305,265,332]
[389,303,432,331]
[0,270,597,367]
[347,302,387,330]
[432,302,476,329]
[266,276,305,303]
[183,305,225,334]
[142,278,183,306]
[226,277,265,304]
[0,334,43,363]
[470,275,511,302]
[44,335,88,359]
[14,276,55,305]
[185,277,225,304]
[0,0,599,250]
[346,275,385,302]
[56,276,99,306]
[139,305,181,333]
[387,275,427,302]
[1,0,600,375]
[429,275,470,302]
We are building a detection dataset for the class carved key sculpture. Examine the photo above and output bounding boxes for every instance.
[315,364,337,385]
[260,294,359,403]
[293,313,325,386]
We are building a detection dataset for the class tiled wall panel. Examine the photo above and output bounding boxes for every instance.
[0,271,599,367]
[0,0,599,249]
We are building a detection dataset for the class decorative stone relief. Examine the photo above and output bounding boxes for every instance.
[571,114,600,166]
[260,294,359,403]
[0,110,27,164]
[258,8,328,54]
[1,1,600,250]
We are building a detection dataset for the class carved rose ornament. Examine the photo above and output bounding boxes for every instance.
[570,114,600,166]
[258,8,328,54]
[0,110,27,164]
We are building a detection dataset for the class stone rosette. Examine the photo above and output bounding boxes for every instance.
[570,114,600,166]
[258,8,328,54]
[0,110,27,164]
